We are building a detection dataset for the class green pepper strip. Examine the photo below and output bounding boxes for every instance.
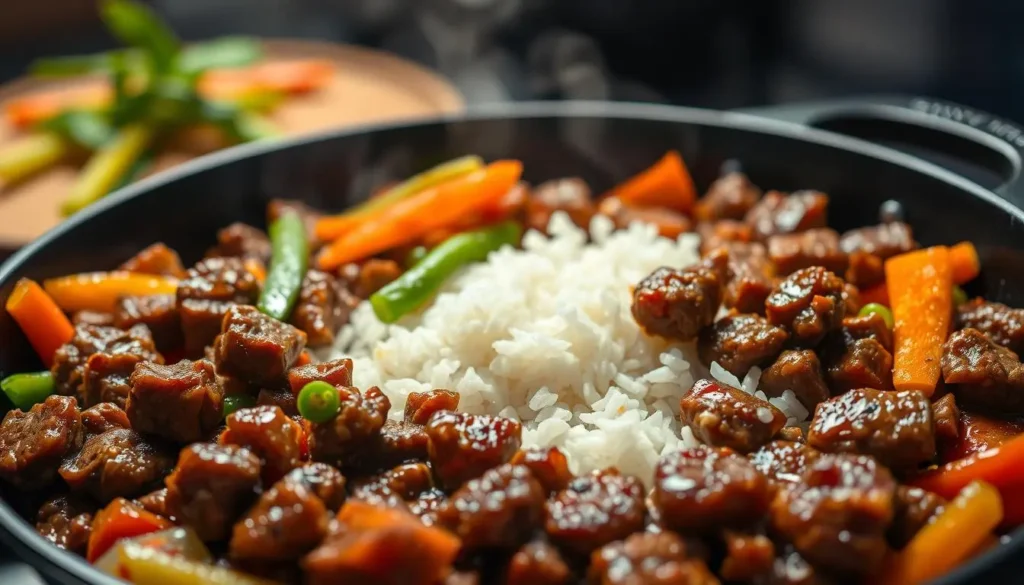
[1,371,56,410]
[257,210,309,321]
[371,221,522,324]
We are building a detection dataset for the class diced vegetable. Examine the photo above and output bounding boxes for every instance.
[858,303,894,329]
[952,285,968,307]
[62,124,155,216]
[222,394,257,418]
[879,481,1002,585]
[87,498,173,563]
[316,155,485,241]
[94,526,211,575]
[256,210,308,321]
[295,350,312,367]
[317,160,523,271]
[885,246,953,396]
[370,221,522,324]
[297,381,340,423]
[0,133,70,187]
[950,241,981,285]
[4,278,75,367]
[606,150,697,215]
[97,530,274,584]
[1,372,56,410]
[198,59,336,101]
[43,271,178,313]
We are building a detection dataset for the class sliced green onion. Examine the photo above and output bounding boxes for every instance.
[297,381,340,424]
[1,372,56,410]
[859,302,895,329]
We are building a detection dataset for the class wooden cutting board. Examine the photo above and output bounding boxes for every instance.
[0,40,465,249]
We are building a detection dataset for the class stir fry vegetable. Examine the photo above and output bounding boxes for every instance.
[222,393,257,418]
[950,241,981,285]
[94,527,211,573]
[88,498,173,563]
[43,271,178,313]
[606,150,697,215]
[62,124,154,216]
[371,221,522,323]
[858,303,894,329]
[256,210,308,320]
[0,133,70,187]
[0,372,56,410]
[297,381,340,423]
[4,278,75,366]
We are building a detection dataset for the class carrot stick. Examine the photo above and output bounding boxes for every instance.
[885,246,952,396]
[87,498,172,563]
[4,278,75,367]
[606,151,697,215]
[911,433,1024,498]
[950,241,981,285]
[316,160,523,271]
[878,481,1002,585]
[43,271,179,313]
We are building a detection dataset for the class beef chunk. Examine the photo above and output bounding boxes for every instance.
[309,386,390,469]
[286,463,347,512]
[165,443,262,541]
[839,222,915,259]
[206,222,272,263]
[941,411,1024,463]
[72,311,114,326]
[599,197,693,239]
[822,336,894,394]
[709,242,775,314]
[525,177,596,233]
[256,388,298,417]
[696,171,762,222]
[80,402,130,437]
[119,242,187,278]
[846,251,886,288]
[404,389,460,425]
[653,446,772,533]
[957,299,1024,354]
[220,405,304,482]
[127,359,223,444]
[268,199,325,250]
[339,259,403,299]
[290,270,357,348]
[51,323,162,407]
[59,428,173,502]
[351,462,433,503]
[136,488,170,518]
[932,393,961,448]
[720,531,775,583]
[506,540,571,585]
[632,266,722,341]
[748,440,819,484]
[888,486,945,549]
[287,357,353,394]
[807,388,934,469]
[426,411,521,489]
[545,469,646,555]
[114,295,182,353]
[760,350,830,411]
[176,257,261,357]
[768,228,849,276]
[214,305,307,387]
[680,379,786,453]
[770,546,837,585]
[589,532,719,585]
[770,454,895,576]
[510,446,573,494]
[35,495,94,554]
[842,313,893,351]
[439,464,546,550]
[372,420,430,469]
[0,395,83,489]
[765,267,847,347]
[745,190,828,241]
[697,220,752,254]
[698,313,788,377]
[942,328,1024,415]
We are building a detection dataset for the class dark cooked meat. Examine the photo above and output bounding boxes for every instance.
[0,395,83,489]
[80,402,130,437]
[807,388,935,470]
[286,463,347,512]
[698,313,788,377]
[506,540,571,585]
[846,252,886,288]
[679,379,786,453]
[695,171,762,222]
[822,335,894,394]
[697,220,753,256]
[941,328,1024,415]
[957,299,1024,354]
[438,463,546,550]
[339,259,403,299]
[770,453,895,577]
[59,428,174,502]
[351,462,433,502]
[375,420,430,468]
[719,531,775,583]
[309,386,390,470]
[113,294,182,353]
[176,256,261,357]
[589,531,720,585]
[136,487,170,518]
[839,222,915,259]
[710,242,775,314]
[525,177,596,233]
[291,269,358,348]
[770,546,837,585]
[220,405,304,482]
[765,267,846,347]
[256,388,298,417]
[745,190,828,241]
[599,197,693,239]
[767,228,849,276]
[426,411,522,489]
[545,469,646,555]
[164,443,262,542]
[510,446,573,494]
[652,446,773,533]
[632,266,721,342]
[841,313,893,352]
[748,440,819,484]
[268,199,325,250]
[760,350,830,411]
[214,305,307,387]
[288,357,353,394]
[777,426,805,442]
[404,389,460,425]
[888,486,945,549]
[35,494,94,554]
[932,393,961,448]
[941,411,1024,463]
[207,222,272,263]
[119,242,187,278]
[51,323,162,407]
[72,310,114,326]
[126,359,223,444]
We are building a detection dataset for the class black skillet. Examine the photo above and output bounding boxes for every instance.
[1,97,1023,585]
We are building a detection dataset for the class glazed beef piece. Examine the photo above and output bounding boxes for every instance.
[339,259,403,299]
[35,495,94,554]
[652,446,773,533]
[765,267,847,347]
[73,311,114,326]
[206,222,272,263]
[698,313,788,377]
[511,446,573,494]
[695,171,762,222]
[839,222,915,259]
[760,350,830,411]
[807,388,935,470]
[506,540,571,585]
[767,228,849,276]
[268,199,325,250]
[288,357,353,394]
[720,531,775,583]
[941,411,1024,463]
[51,323,162,407]
[524,177,596,233]
[404,389,460,425]
[256,388,298,417]
[119,242,187,278]
[632,266,722,342]
[821,333,894,394]
[373,420,430,469]
[770,546,837,585]
[290,269,358,348]
[545,469,646,555]
[426,411,522,489]
[770,453,895,577]
[599,197,692,239]
[165,443,262,542]
[709,242,775,314]
[0,395,83,489]
[80,402,130,437]
[941,328,1024,415]
[114,294,182,353]
[351,462,433,503]
[841,313,893,351]
[679,379,786,453]
[220,405,304,481]
[176,256,261,357]
[59,428,174,502]
[438,464,546,550]
[745,190,828,241]
[748,440,819,484]
[127,359,223,444]
[932,393,961,447]
[957,299,1024,354]
[589,532,720,585]
[889,486,945,549]
[136,488,170,518]
[309,386,390,470]
[846,252,886,288]
[697,220,753,255]
[214,305,307,387]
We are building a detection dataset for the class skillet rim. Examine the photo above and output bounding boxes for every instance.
[0,100,1021,585]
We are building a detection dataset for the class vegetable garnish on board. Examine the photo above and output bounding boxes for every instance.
[257,210,308,321]
[43,271,178,313]
[4,278,75,366]
[0,372,56,411]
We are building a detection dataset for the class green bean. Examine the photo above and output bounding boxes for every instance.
[62,124,154,216]
[371,221,521,324]
[1,372,56,410]
[0,133,69,187]
[257,210,309,321]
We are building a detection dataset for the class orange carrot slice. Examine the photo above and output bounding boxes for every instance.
[87,498,173,563]
[606,150,697,215]
[4,278,75,367]
[950,241,980,285]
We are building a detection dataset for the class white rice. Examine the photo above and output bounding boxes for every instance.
[321,211,809,482]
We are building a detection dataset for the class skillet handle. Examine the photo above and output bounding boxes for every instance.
[737,95,1024,207]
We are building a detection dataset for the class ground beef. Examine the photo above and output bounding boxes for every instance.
[748,440,820,485]
[767,228,849,276]
[119,242,187,278]
[942,328,1024,415]
[35,494,94,554]
[839,222,915,259]
[438,464,546,550]
[59,428,174,502]
[290,269,358,348]
[206,222,272,263]
[588,531,720,585]
[510,446,573,494]
[695,171,762,222]
[176,257,261,358]
[136,488,170,519]
[0,395,84,489]
[404,389,460,425]
[765,267,847,347]
[51,323,162,408]
[114,294,182,354]
[632,266,722,342]
[524,177,596,233]
[309,386,391,470]
[126,359,223,444]
[214,305,307,387]
[745,190,828,241]
[679,379,786,453]
[698,313,788,377]
[506,540,571,585]
[760,350,830,411]
[426,411,522,490]
[545,469,646,555]
[220,405,304,482]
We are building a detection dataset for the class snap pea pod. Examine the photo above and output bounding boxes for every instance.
[1,371,56,410]
[371,221,521,324]
[257,210,308,321]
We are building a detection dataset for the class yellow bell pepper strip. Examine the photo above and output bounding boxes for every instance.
[43,271,178,313]
[62,123,154,216]
[4,278,75,367]
[0,132,70,188]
